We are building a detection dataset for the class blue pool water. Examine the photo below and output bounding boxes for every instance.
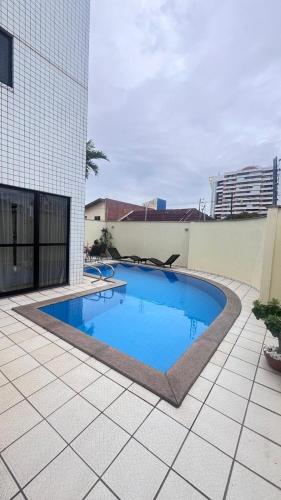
[41,263,226,372]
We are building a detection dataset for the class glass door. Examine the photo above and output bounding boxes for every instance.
[38,193,69,288]
[0,187,35,294]
[0,185,70,296]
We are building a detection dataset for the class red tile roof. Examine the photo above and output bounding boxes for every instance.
[121,208,212,222]
[85,198,145,221]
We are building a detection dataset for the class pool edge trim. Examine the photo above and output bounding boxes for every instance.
[13,271,241,407]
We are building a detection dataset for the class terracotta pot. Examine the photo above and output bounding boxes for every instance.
[264,349,281,372]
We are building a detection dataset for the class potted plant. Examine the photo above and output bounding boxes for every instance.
[99,227,113,253]
[252,298,281,372]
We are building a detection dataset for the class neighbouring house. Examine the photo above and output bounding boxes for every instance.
[0,0,90,296]
[121,208,213,222]
[85,198,146,221]
[209,165,280,219]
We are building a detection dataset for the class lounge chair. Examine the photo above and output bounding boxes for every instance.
[147,254,180,268]
[108,247,146,263]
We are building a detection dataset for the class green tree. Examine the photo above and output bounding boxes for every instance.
[100,227,113,250]
[86,140,109,178]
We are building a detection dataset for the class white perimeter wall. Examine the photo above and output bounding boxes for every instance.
[260,207,281,302]
[188,219,265,289]
[85,218,266,289]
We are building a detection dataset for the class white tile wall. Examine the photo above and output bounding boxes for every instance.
[0,0,90,284]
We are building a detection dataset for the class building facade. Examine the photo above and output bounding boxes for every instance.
[210,166,280,219]
[143,198,167,210]
[0,0,90,295]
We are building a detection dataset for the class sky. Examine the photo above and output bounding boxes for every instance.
[86,0,281,210]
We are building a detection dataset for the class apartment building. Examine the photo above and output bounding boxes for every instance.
[143,198,167,210]
[210,165,280,219]
[0,0,90,296]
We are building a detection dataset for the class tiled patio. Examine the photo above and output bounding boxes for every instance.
[0,270,281,500]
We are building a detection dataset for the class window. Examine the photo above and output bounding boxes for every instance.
[0,28,13,87]
[94,216,101,220]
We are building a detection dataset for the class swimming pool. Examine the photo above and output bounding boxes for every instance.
[41,263,226,372]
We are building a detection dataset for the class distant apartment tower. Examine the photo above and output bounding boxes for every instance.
[210,166,280,219]
[143,198,167,210]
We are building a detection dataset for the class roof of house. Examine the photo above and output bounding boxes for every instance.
[85,197,144,211]
[121,208,213,222]
[85,198,105,209]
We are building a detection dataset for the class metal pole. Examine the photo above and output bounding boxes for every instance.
[273,156,278,205]
[144,202,148,221]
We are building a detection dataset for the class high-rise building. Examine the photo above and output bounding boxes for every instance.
[210,165,280,219]
[0,0,90,296]
[143,198,167,210]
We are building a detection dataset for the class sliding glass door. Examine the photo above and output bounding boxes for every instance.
[0,187,34,294]
[0,185,70,296]
[38,193,69,287]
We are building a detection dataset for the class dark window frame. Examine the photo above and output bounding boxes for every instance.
[0,26,13,88]
[0,184,70,297]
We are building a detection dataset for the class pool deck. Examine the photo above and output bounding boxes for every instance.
[0,269,281,499]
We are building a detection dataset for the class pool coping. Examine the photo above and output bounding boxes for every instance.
[13,270,241,407]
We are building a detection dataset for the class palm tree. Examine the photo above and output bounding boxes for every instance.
[86,140,109,178]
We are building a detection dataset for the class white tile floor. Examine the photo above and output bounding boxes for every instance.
[0,271,281,499]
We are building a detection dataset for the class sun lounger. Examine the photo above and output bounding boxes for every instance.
[108,247,146,263]
[147,254,180,268]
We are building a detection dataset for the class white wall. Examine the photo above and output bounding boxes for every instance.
[85,220,105,247]
[188,219,265,289]
[109,222,190,267]
[0,0,90,284]
[85,218,266,288]
[260,207,281,301]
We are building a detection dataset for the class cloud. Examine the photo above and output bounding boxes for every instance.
[86,0,281,209]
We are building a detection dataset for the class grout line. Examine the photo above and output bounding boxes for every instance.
[251,379,281,395]
[1,305,150,468]
[82,478,121,500]
[2,380,159,497]
[233,459,281,492]
[242,423,281,448]
[222,314,270,498]
[0,454,26,500]
[0,371,130,495]
[0,334,137,450]
[1,279,280,498]
[155,285,253,499]
[0,312,137,401]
